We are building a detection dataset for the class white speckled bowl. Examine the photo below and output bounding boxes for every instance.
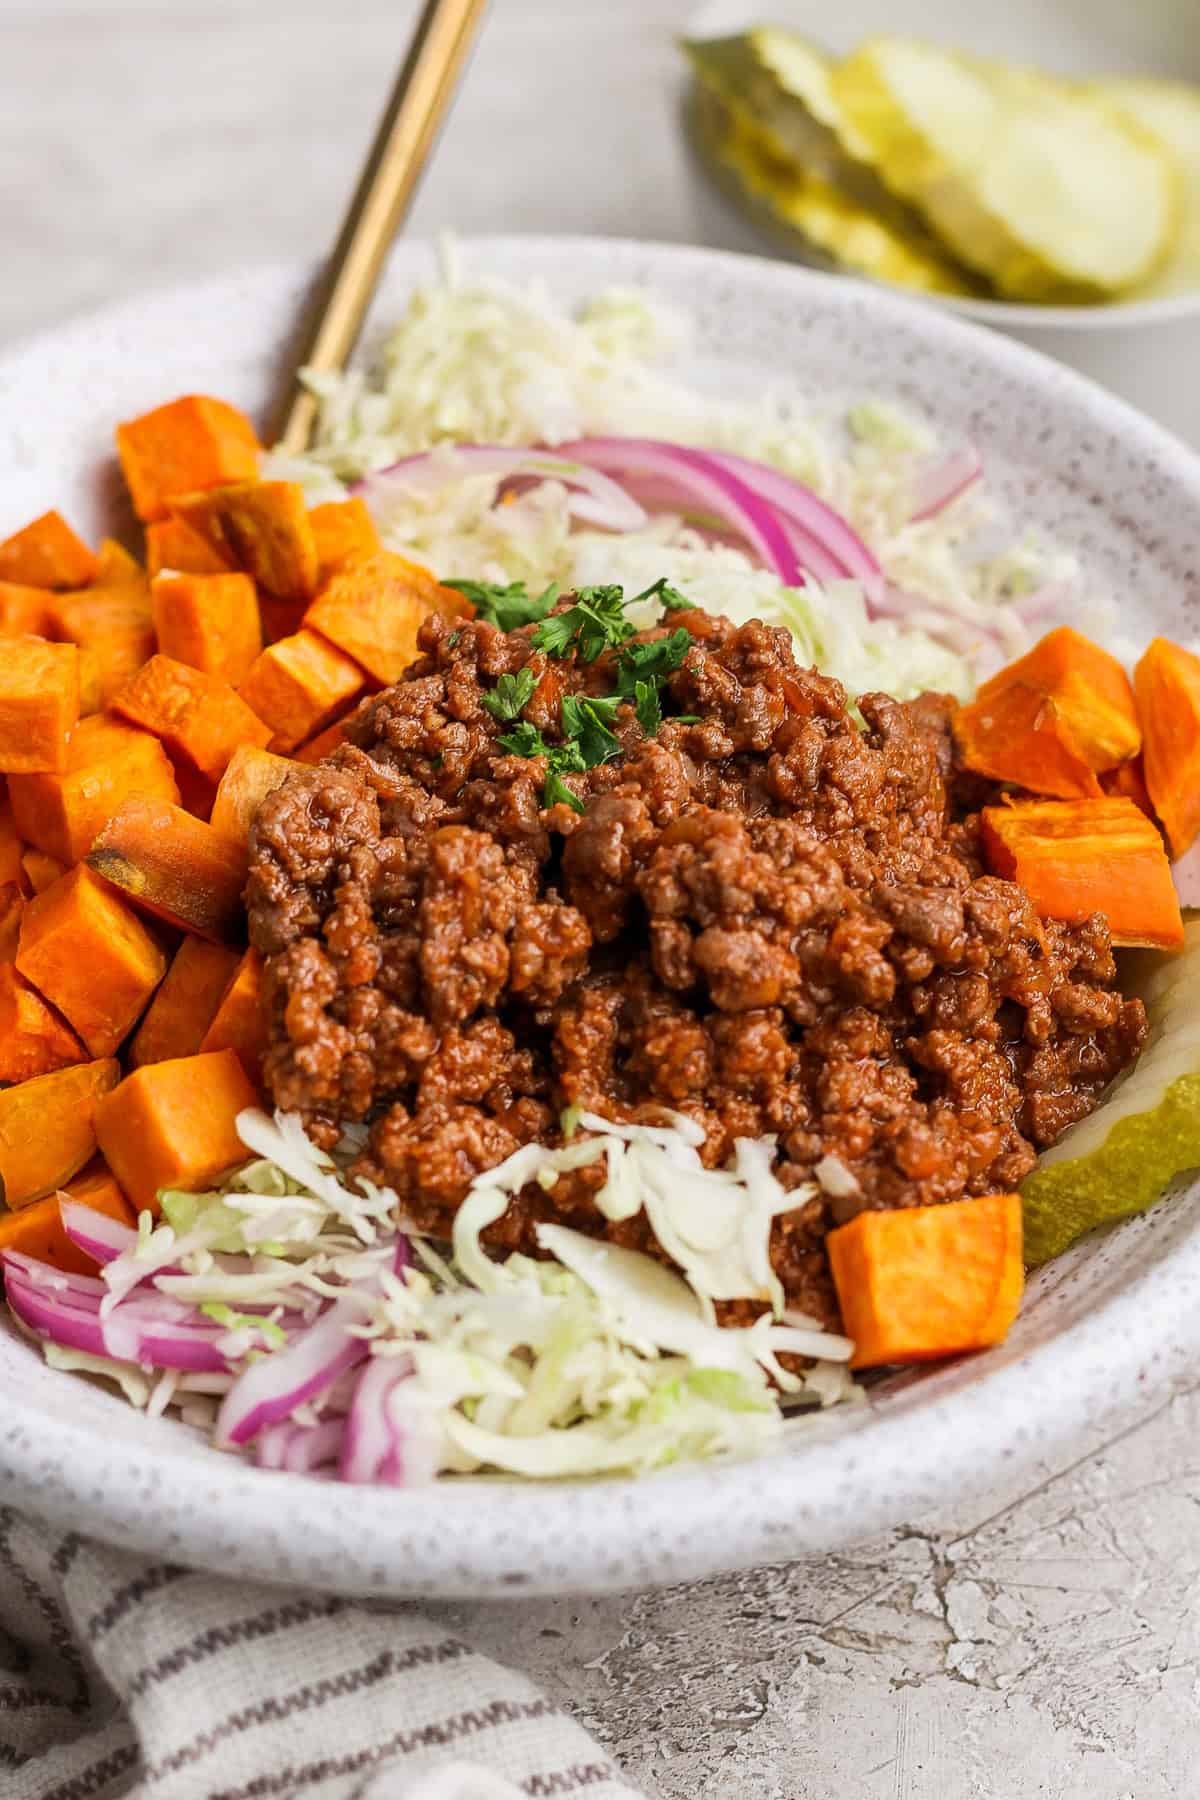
[2,238,1199,1599]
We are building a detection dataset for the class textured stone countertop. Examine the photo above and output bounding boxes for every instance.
[3,3,1198,1794]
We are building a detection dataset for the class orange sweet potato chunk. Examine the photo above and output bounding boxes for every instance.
[1135,637,1200,860]
[0,791,22,890]
[171,481,318,604]
[87,798,248,943]
[0,582,55,637]
[0,1057,121,1207]
[21,849,66,895]
[151,571,262,686]
[116,396,260,524]
[0,884,25,960]
[45,539,155,706]
[981,796,1183,949]
[0,639,79,774]
[209,744,293,857]
[0,510,97,590]
[305,551,472,686]
[237,629,363,752]
[9,713,181,866]
[0,963,85,1082]
[199,949,266,1082]
[17,867,167,1056]
[294,713,353,765]
[111,653,270,782]
[827,1192,1024,1369]
[145,516,233,579]
[0,1171,133,1276]
[129,936,241,1068]
[94,1049,257,1214]
[310,497,381,584]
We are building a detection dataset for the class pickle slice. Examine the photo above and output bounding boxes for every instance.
[1021,922,1200,1264]
[831,38,1178,303]
[684,39,979,297]
[1097,80,1200,299]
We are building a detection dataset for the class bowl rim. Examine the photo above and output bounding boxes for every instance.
[3,232,1200,1597]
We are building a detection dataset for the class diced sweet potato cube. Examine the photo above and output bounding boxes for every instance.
[94,1049,257,1214]
[294,713,353,765]
[151,571,262,685]
[305,551,471,686]
[0,1058,120,1207]
[0,1169,133,1276]
[310,497,381,584]
[981,796,1183,949]
[45,540,155,706]
[8,713,181,866]
[76,646,103,716]
[0,510,97,590]
[111,653,270,782]
[0,790,22,890]
[237,629,363,752]
[17,867,167,1055]
[199,949,266,1082]
[1101,755,1154,819]
[0,963,85,1082]
[21,849,66,895]
[0,639,79,774]
[0,582,55,637]
[130,936,241,1067]
[1135,637,1200,859]
[827,1193,1024,1369]
[171,481,318,603]
[116,395,260,524]
[145,516,233,579]
[209,745,293,860]
[87,798,248,943]
[0,884,25,960]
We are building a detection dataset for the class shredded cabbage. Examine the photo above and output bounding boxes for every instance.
[262,254,1086,700]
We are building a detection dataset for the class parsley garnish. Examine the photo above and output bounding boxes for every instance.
[560,693,622,768]
[631,576,695,612]
[632,679,662,737]
[532,586,636,663]
[497,720,554,759]
[444,578,559,633]
[543,769,585,814]
[496,720,586,811]
[614,628,692,695]
[481,666,537,723]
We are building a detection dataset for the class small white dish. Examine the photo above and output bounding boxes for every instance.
[2,237,1199,1598]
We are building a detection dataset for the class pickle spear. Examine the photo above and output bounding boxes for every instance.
[684,35,980,297]
[1022,922,1200,1265]
[832,38,1178,303]
[1097,80,1200,299]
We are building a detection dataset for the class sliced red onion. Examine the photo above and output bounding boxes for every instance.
[703,449,884,605]
[909,447,983,523]
[4,1268,234,1372]
[356,447,648,533]
[215,1288,375,1448]
[257,1416,346,1474]
[549,438,804,588]
[339,1353,415,1485]
[59,1200,139,1267]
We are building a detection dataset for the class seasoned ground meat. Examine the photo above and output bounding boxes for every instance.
[246,605,1147,1327]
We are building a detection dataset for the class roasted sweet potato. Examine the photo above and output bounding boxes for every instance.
[17,867,167,1056]
[145,516,233,579]
[0,962,85,1082]
[45,540,155,706]
[151,571,262,685]
[293,713,353,765]
[94,1049,257,1214]
[209,744,293,859]
[0,791,22,890]
[981,796,1184,948]
[237,629,363,752]
[0,638,79,774]
[0,510,97,590]
[129,936,241,1067]
[0,582,54,637]
[257,593,309,646]
[310,497,381,584]
[199,949,266,1083]
[0,884,24,960]
[171,481,318,603]
[87,798,248,943]
[827,1192,1024,1368]
[1101,754,1155,819]
[1135,636,1200,859]
[21,849,66,895]
[0,1169,133,1276]
[111,653,270,782]
[116,395,260,524]
[0,1057,120,1207]
[305,550,471,686]
[8,712,181,865]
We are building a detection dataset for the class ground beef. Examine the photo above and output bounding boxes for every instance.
[246,605,1147,1328]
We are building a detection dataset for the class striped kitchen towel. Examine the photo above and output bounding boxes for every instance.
[0,1508,643,1800]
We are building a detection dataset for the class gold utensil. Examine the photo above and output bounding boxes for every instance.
[277,0,490,454]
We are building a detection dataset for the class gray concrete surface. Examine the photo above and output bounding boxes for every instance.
[3,3,1196,1793]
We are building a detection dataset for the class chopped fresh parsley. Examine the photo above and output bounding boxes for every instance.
[496,720,586,815]
[631,679,662,737]
[481,666,537,723]
[444,578,559,633]
[543,769,585,815]
[497,720,554,759]
[532,585,636,663]
[631,576,695,612]
[614,628,693,695]
[560,693,622,768]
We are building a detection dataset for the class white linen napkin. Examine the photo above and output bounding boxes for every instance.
[0,1507,643,1800]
